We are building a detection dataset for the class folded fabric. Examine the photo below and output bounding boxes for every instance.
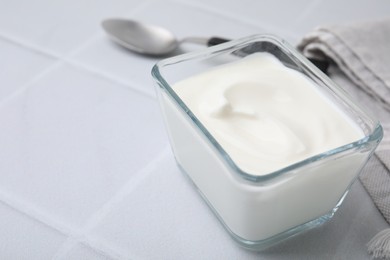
[298,18,390,111]
[298,18,390,259]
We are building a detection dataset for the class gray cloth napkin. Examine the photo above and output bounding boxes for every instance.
[298,18,390,258]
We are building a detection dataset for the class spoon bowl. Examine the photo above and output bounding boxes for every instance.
[101,18,230,56]
[102,19,179,55]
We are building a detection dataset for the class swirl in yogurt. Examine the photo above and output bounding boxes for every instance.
[173,53,364,175]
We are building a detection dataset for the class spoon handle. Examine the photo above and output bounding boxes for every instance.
[207,37,230,46]
[207,37,329,73]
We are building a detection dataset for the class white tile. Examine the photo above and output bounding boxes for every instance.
[89,153,264,260]
[90,157,390,259]
[0,0,144,54]
[129,0,266,40]
[72,0,267,90]
[0,202,66,259]
[73,37,161,97]
[64,244,112,260]
[179,0,315,38]
[0,38,54,100]
[0,64,168,228]
[293,0,390,36]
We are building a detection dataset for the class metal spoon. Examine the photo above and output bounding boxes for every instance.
[101,18,329,72]
[101,18,228,56]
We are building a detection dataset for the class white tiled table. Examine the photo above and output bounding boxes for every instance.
[0,0,389,259]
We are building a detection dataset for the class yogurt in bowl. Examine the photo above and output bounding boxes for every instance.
[152,34,383,249]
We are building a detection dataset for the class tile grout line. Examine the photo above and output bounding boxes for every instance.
[0,188,80,240]
[0,30,155,106]
[64,58,156,100]
[52,146,172,260]
[49,1,167,256]
[0,0,155,62]
[62,0,160,101]
[0,145,171,260]
[0,32,102,109]
[78,236,141,260]
[0,32,61,59]
[0,35,156,252]
[0,188,132,260]
[0,60,63,109]
[0,2,160,258]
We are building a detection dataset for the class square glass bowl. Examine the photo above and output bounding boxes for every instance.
[151,34,383,250]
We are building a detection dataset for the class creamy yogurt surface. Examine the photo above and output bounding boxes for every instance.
[172,53,364,176]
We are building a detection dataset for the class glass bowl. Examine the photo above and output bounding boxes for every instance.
[151,34,383,250]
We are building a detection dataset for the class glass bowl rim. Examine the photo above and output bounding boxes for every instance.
[152,34,383,182]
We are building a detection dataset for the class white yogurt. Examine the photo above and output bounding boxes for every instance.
[172,53,364,175]
[158,52,369,244]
